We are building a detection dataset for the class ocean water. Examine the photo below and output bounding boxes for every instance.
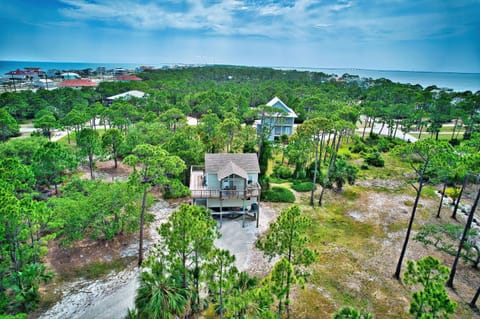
[279,67,480,93]
[1,60,479,93]
[0,60,156,77]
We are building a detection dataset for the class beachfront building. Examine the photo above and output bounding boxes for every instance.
[34,78,56,89]
[190,153,261,227]
[256,96,297,141]
[61,72,80,80]
[5,69,28,81]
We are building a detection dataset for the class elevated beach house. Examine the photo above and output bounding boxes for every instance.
[256,96,297,141]
[190,153,261,227]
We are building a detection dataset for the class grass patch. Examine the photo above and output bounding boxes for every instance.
[421,185,438,199]
[342,187,360,201]
[291,181,316,192]
[261,186,295,203]
[357,152,409,182]
[57,257,135,281]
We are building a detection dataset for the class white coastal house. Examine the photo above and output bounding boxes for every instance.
[106,90,145,100]
[105,90,146,105]
[256,96,297,141]
[34,78,56,89]
[190,153,261,227]
[61,72,80,80]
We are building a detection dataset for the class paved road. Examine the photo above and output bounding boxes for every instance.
[356,116,418,142]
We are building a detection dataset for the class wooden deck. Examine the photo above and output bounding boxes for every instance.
[190,169,260,199]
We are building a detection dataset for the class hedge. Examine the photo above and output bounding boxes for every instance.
[291,181,316,192]
[261,186,295,203]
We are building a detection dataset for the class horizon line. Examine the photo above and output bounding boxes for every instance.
[1,59,480,75]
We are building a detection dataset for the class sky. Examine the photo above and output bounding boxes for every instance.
[0,0,479,72]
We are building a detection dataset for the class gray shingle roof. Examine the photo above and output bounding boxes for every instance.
[217,161,248,181]
[205,153,260,174]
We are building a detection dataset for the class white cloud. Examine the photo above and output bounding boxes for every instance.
[56,0,478,43]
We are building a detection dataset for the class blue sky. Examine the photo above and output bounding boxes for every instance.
[0,0,479,72]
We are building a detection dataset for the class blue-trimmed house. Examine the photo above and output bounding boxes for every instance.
[256,97,297,141]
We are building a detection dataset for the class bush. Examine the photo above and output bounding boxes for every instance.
[338,149,352,160]
[259,175,270,190]
[350,136,367,153]
[261,186,295,203]
[272,166,293,179]
[364,151,385,167]
[163,179,191,199]
[365,134,402,152]
[291,181,316,192]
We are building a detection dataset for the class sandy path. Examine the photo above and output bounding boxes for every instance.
[37,201,278,319]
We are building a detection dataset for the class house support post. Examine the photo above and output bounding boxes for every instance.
[256,197,260,228]
[242,197,246,228]
[220,198,223,229]
[242,179,246,228]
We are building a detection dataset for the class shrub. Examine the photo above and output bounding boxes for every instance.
[364,151,384,167]
[338,149,352,159]
[291,181,316,192]
[259,175,270,190]
[163,179,191,199]
[350,136,367,153]
[350,142,367,153]
[261,186,295,203]
[272,166,293,179]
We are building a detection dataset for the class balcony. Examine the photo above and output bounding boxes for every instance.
[190,166,260,199]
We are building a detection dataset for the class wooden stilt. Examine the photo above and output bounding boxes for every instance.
[220,198,223,229]
[242,179,246,227]
[242,197,246,228]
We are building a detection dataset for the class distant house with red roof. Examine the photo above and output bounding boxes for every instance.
[116,74,142,81]
[5,69,28,80]
[57,79,97,89]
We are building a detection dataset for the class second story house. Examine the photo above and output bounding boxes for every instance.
[190,153,261,227]
[256,96,297,141]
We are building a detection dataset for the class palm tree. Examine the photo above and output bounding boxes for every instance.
[134,261,189,319]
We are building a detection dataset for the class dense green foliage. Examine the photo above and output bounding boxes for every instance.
[333,307,373,319]
[0,65,479,318]
[257,205,318,317]
[404,256,456,318]
[261,186,295,203]
[291,181,316,192]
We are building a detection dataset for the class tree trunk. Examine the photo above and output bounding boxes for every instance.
[470,286,480,309]
[319,135,339,207]
[437,182,447,218]
[331,131,342,169]
[89,154,94,180]
[452,175,468,219]
[394,121,399,138]
[447,188,480,288]
[310,136,320,206]
[394,179,425,280]
[138,188,148,267]
[378,121,385,135]
[27,217,37,264]
[113,147,118,169]
[362,116,368,139]
[451,118,458,141]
